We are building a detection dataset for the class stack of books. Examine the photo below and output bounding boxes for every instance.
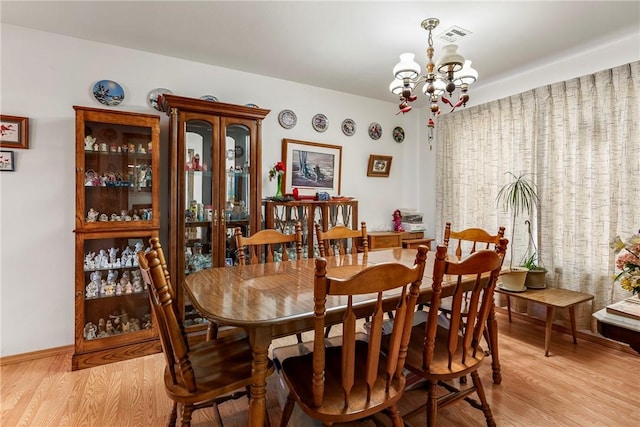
[399,208,425,232]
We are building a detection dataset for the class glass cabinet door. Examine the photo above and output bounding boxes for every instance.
[225,124,251,265]
[76,110,160,232]
[76,232,157,353]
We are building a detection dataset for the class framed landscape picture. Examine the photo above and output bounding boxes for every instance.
[367,154,393,177]
[282,138,342,196]
[0,115,29,149]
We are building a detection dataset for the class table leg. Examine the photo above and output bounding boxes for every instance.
[569,305,577,344]
[545,306,555,357]
[248,326,273,427]
[505,295,512,322]
[487,301,502,384]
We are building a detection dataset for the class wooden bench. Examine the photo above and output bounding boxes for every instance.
[496,287,594,356]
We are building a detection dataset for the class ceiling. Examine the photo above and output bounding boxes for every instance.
[2,1,639,104]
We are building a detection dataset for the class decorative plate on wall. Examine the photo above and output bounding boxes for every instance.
[341,118,356,136]
[200,95,219,102]
[93,80,125,106]
[148,88,174,111]
[368,122,382,140]
[278,109,297,129]
[392,126,405,143]
[312,114,329,132]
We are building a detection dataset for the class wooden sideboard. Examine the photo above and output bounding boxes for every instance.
[367,231,429,250]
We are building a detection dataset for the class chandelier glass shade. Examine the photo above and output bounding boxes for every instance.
[390,18,478,118]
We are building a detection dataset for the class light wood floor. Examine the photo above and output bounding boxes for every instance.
[2,312,639,427]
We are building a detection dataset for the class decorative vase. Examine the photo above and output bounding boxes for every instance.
[275,174,283,198]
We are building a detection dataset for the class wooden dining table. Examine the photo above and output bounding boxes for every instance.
[185,248,503,426]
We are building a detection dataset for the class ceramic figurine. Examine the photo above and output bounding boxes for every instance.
[115,282,123,295]
[84,322,97,340]
[84,135,96,151]
[99,142,108,152]
[86,208,99,222]
[131,270,143,292]
[105,320,115,335]
[97,318,106,337]
[106,269,118,285]
[85,280,98,298]
[84,252,95,270]
[99,213,109,222]
[108,247,119,265]
[392,209,405,232]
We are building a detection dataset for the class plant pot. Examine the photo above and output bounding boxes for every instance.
[498,267,528,292]
[525,268,547,289]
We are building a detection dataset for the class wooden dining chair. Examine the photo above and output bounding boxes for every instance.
[278,245,428,427]
[315,221,368,256]
[138,238,274,427]
[235,222,303,265]
[443,222,506,259]
[235,222,304,342]
[400,240,507,426]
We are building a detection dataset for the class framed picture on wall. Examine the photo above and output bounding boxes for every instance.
[0,115,29,149]
[0,150,15,171]
[367,154,392,177]
[282,138,342,196]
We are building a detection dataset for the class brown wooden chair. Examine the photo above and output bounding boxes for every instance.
[443,222,506,259]
[278,245,429,427]
[236,222,303,265]
[235,222,304,342]
[138,238,274,427]
[315,221,368,257]
[315,221,369,337]
[439,223,505,328]
[400,240,507,426]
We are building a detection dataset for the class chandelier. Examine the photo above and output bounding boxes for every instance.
[389,18,478,119]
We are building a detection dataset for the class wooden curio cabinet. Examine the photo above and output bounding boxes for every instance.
[73,106,161,370]
[162,94,270,337]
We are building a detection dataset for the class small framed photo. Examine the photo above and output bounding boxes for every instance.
[0,115,29,149]
[367,154,392,177]
[0,150,15,171]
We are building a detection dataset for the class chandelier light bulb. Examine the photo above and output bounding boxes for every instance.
[453,60,479,86]
[435,45,465,73]
[393,53,421,80]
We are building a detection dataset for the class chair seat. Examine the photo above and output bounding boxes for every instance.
[281,340,405,422]
[403,323,484,381]
[164,332,274,403]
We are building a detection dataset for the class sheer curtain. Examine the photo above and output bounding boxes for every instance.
[436,61,639,328]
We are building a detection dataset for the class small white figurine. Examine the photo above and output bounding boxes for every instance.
[108,247,119,266]
[84,135,96,151]
[99,213,109,222]
[106,269,118,285]
[131,270,143,293]
[84,252,95,270]
[86,208,99,222]
[99,142,108,152]
[85,280,99,298]
[84,322,97,340]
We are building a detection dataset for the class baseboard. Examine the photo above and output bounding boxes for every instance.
[0,345,74,366]
[494,307,637,355]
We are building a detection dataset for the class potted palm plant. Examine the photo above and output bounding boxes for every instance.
[496,172,540,291]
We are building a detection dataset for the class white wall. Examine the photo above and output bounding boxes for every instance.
[0,25,420,357]
[1,23,636,357]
